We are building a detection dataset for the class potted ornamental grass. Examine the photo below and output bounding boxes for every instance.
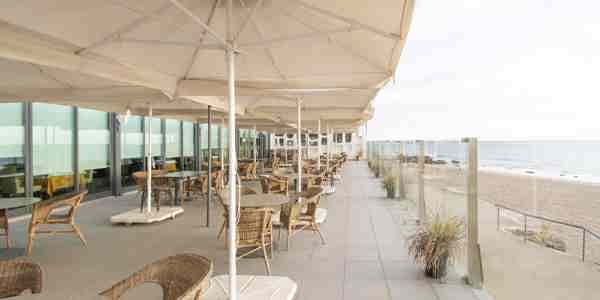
[408,215,465,279]
[381,173,396,198]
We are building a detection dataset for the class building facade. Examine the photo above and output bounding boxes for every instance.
[0,102,268,202]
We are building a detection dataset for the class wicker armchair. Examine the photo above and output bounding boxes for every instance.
[216,186,257,240]
[186,175,208,200]
[236,208,274,275]
[277,187,326,249]
[0,209,9,248]
[132,170,173,212]
[0,259,42,298]
[99,254,213,300]
[27,191,88,256]
[259,175,288,196]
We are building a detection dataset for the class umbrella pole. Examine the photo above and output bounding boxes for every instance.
[326,124,331,169]
[226,0,238,298]
[207,105,212,227]
[253,125,257,164]
[317,119,321,171]
[297,99,302,193]
[145,104,153,213]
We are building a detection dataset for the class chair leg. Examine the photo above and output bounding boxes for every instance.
[262,242,272,275]
[26,225,35,256]
[155,192,161,212]
[286,227,291,251]
[139,190,145,212]
[217,220,226,239]
[313,223,326,244]
[72,224,87,246]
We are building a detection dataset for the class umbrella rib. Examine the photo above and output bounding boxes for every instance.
[289,0,401,40]
[234,0,266,42]
[76,2,172,55]
[168,0,230,49]
[280,8,389,74]
[238,0,287,80]
[183,0,221,79]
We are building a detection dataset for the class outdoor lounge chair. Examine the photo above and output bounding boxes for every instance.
[99,254,213,300]
[236,208,274,275]
[0,259,42,298]
[26,191,88,256]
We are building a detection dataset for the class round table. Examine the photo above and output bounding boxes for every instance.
[222,193,289,208]
[1,197,41,260]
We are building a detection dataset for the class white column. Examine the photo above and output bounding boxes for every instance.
[226,0,238,298]
[145,105,153,213]
[253,125,257,164]
[326,125,331,168]
[284,135,288,162]
[317,119,321,171]
[221,117,225,176]
[296,99,302,193]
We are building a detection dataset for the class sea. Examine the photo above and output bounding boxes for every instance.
[377,140,600,183]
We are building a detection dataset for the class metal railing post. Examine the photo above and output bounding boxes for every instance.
[497,207,500,231]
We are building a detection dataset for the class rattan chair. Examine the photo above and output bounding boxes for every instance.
[0,209,9,248]
[0,259,42,298]
[259,175,288,195]
[26,191,88,256]
[277,187,326,249]
[99,254,213,300]
[132,170,173,212]
[236,208,274,275]
[216,186,257,240]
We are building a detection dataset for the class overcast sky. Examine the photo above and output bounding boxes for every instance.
[368,0,600,141]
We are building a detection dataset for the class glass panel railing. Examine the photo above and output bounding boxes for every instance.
[476,140,600,299]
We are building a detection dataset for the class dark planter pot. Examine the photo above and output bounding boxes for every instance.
[424,255,448,279]
[386,189,395,198]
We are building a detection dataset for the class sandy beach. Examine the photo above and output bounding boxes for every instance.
[395,163,600,300]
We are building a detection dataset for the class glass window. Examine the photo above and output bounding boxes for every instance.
[0,103,25,199]
[150,118,163,161]
[79,108,110,194]
[33,103,74,199]
[121,115,144,188]
[345,133,352,143]
[182,121,195,170]
[335,133,344,143]
[165,119,181,171]
[200,123,220,164]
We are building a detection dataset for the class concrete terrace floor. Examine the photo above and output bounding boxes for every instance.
[8,161,484,299]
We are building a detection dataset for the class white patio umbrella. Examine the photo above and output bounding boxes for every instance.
[0,1,415,298]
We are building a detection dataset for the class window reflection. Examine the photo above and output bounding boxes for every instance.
[0,103,25,198]
[79,108,110,194]
[33,103,74,199]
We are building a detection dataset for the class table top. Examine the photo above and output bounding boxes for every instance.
[0,248,25,261]
[201,275,298,300]
[273,171,317,178]
[222,193,289,208]
[0,197,41,210]
[155,171,207,179]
